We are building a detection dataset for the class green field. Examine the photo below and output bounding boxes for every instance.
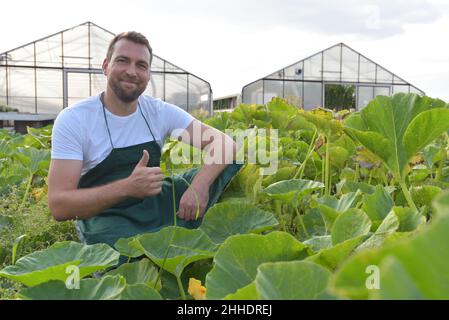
[1,93,449,300]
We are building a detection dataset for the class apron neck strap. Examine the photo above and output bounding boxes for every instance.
[100,92,158,149]
[100,92,114,149]
[137,101,158,143]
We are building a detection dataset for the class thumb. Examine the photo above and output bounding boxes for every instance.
[136,149,150,168]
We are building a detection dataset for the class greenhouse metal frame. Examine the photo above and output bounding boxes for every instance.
[242,43,424,110]
[0,21,212,115]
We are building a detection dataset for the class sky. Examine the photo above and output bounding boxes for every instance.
[1,0,448,101]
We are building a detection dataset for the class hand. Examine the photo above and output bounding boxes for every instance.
[125,150,164,198]
[177,184,210,221]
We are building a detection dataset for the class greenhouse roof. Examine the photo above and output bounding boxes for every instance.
[0,21,203,77]
[245,42,423,92]
[0,22,212,113]
[241,42,424,109]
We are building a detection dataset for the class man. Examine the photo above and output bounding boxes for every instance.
[48,31,241,247]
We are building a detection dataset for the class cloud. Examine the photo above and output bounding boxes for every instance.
[144,0,442,39]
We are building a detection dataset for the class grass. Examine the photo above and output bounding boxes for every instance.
[0,186,78,299]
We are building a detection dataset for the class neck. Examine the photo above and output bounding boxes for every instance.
[102,89,138,116]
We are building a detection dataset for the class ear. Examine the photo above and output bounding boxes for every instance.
[102,58,109,75]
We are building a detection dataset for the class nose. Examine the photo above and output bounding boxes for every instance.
[124,63,138,78]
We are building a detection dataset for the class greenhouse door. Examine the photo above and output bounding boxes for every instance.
[324,83,356,111]
[63,69,105,108]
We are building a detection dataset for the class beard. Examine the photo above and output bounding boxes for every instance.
[109,77,147,103]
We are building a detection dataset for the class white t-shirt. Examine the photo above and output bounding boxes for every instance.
[51,93,194,176]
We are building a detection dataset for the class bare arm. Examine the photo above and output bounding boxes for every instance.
[176,120,238,220]
[48,150,163,221]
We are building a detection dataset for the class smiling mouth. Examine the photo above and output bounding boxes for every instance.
[121,80,138,87]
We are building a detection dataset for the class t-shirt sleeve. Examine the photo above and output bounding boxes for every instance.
[51,109,84,160]
[158,101,195,140]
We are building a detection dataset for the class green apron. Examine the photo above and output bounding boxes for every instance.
[76,96,243,249]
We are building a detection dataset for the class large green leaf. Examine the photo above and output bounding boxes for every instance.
[266,98,298,130]
[204,111,231,131]
[223,282,259,300]
[328,145,349,169]
[261,166,297,187]
[255,261,331,300]
[199,202,278,244]
[304,235,333,252]
[422,143,441,169]
[159,260,213,300]
[331,209,371,245]
[262,179,324,204]
[301,208,327,238]
[316,192,360,212]
[0,140,13,158]
[407,165,430,183]
[334,135,357,157]
[344,129,392,169]
[19,276,126,300]
[286,115,316,131]
[372,256,425,299]
[392,206,426,232]
[114,237,143,258]
[301,110,343,136]
[331,213,449,299]
[362,185,394,227]
[340,181,376,195]
[410,185,442,208]
[432,190,449,217]
[0,241,119,286]
[315,192,360,233]
[344,93,449,179]
[14,147,50,175]
[306,236,365,271]
[403,109,449,160]
[132,227,217,278]
[317,206,340,234]
[120,283,162,300]
[18,275,162,300]
[356,210,399,251]
[104,258,161,290]
[231,104,258,126]
[205,232,310,299]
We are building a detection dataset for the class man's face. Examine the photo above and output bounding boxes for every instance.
[103,39,151,103]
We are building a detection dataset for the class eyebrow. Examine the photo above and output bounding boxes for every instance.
[114,55,149,66]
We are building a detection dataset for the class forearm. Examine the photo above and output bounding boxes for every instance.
[49,178,131,221]
[191,137,238,189]
[190,163,228,189]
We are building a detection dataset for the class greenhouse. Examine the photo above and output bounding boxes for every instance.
[0,21,212,115]
[242,43,424,110]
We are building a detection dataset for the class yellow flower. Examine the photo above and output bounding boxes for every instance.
[31,187,46,201]
[188,277,206,300]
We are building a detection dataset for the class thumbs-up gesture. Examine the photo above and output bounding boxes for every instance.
[125,150,164,198]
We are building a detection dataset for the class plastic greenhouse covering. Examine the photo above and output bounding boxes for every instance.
[242,43,424,110]
[0,22,212,114]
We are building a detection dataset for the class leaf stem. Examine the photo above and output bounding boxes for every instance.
[294,129,317,180]
[154,229,175,291]
[321,137,326,196]
[325,135,330,196]
[398,179,418,213]
[435,137,447,182]
[19,173,33,212]
[170,162,177,227]
[368,168,374,185]
[176,276,187,300]
[294,205,310,239]
[355,162,360,183]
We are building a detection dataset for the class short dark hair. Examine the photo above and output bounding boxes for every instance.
[106,31,153,65]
